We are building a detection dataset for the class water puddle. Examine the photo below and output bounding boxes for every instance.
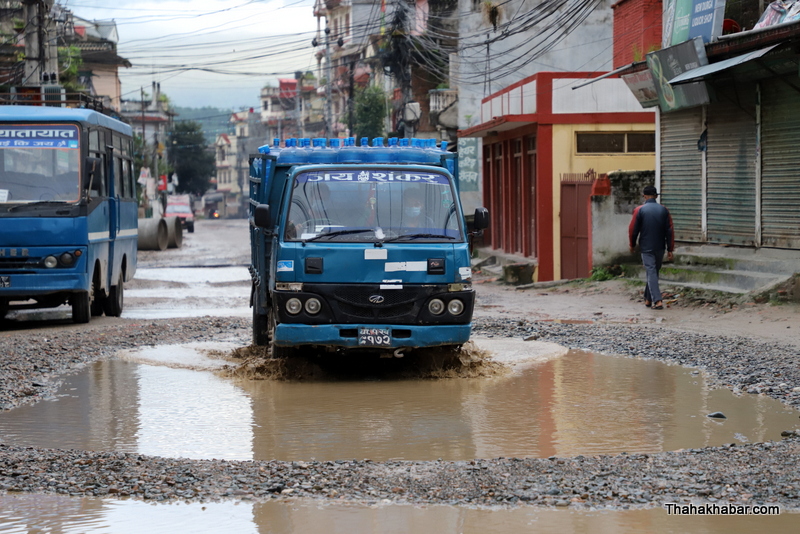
[0,347,796,462]
[0,494,796,534]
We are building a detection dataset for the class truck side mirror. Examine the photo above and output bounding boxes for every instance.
[254,204,271,229]
[83,156,102,191]
[473,207,489,231]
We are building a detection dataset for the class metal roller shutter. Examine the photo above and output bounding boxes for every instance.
[705,84,757,246]
[660,108,703,242]
[761,79,800,249]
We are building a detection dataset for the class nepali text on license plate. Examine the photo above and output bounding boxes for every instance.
[0,276,9,288]
[358,327,391,347]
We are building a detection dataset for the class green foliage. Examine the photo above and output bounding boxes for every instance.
[354,86,387,140]
[589,265,622,281]
[57,46,84,92]
[168,122,215,196]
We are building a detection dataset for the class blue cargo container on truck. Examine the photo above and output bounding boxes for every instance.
[0,106,137,323]
[249,137,489,357]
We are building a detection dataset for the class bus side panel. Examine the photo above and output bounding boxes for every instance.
[115,198,138,283]
[86,200,111,292]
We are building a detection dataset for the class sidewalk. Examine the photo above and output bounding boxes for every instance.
[472,275,800,349]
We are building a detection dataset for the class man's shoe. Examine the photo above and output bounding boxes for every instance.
[652,301,663,310]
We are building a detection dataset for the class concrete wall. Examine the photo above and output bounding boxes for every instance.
[456,0,615,131]
[591,169,655,266]
[551,123,656,177]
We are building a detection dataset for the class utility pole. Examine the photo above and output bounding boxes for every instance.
[295,70,304,138]
[348,60,355,136]
[22,0,57,86]
[324,25,333,138]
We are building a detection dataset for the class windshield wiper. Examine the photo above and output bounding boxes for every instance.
[303,228,376,242]
[7,200,70,212]
[383,233,457,242]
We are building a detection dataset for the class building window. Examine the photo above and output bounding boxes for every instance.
[576,132,655,154]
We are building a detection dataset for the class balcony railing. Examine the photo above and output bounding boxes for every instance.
[429,89,457,113]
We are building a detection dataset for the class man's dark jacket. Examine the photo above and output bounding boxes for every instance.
[629,198,675,254]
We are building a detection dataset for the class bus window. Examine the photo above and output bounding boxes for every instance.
[122,158,132,198]
[114,155,123,197]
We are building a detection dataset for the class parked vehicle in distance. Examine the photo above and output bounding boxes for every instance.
[249,136,489,357]
[0,105,137,323]
[165,194,194,233]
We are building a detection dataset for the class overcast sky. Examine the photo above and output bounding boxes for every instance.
[64,0,319,110]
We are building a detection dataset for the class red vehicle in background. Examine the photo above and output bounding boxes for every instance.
[165,195,195,233]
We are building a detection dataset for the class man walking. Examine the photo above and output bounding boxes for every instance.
[629,185,674,309]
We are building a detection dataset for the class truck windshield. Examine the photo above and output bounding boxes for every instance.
[285,169,463,242]
[0,124,81,204]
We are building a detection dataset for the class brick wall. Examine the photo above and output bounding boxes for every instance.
[612,0,662,68]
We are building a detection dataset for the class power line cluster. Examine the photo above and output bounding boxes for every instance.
[51,0,665,106]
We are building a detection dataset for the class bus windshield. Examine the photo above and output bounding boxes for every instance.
[0,124,81,203]
[285,169,463,242]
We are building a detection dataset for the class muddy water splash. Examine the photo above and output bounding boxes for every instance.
[224,341,507,381]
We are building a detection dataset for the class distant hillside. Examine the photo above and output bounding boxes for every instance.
[172,106,234,145]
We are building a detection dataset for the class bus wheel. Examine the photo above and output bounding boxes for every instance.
[90,276,104,316]
[104,272,124,317]
[72,291,91,324]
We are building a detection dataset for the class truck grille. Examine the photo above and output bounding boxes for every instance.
[333,287,418,320]
[0,257,40,270]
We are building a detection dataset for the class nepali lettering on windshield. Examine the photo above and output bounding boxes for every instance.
[285,170,463,242]
[0,124,81,204]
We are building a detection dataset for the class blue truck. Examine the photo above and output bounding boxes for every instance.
[248,137,488,357]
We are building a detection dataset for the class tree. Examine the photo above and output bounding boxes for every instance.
[354,86,386,140]
[167,122,215,195]
[57,46,84,92]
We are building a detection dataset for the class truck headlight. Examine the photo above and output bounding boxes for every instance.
[59,252,75,266]
[447,299,464,315]
[43,255,58,268]
[305,298,321,315]
[286,298,302,314]
[428,298,445,315]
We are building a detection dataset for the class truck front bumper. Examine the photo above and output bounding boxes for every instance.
[273,323,472,349]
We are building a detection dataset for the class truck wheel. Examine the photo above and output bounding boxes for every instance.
[72,291,91,324]
[253,306,269,346]
[104,272,124,317]
[268,311,293,359]
[188,222,194,233]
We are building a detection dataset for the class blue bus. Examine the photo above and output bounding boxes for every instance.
[0,106,137,323]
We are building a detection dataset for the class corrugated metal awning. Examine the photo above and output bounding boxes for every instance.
[669,44,782,85]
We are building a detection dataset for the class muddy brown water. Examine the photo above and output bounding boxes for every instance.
[0,349,796,462]
[1,346,798,533]
[0,493,797,533]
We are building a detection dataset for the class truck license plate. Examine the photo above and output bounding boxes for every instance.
[0,276,9,288]
[358,327,391,347]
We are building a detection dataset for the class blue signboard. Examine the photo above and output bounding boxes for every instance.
[296,170,450,185]
[688,0,726,43]
[0,125,79,149]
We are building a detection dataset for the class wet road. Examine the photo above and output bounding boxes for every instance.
[0,349,795,462]
[1,217,799,532]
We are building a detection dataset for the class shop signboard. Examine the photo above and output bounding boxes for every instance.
[664,0,726,47]
[622,70,660,108]
[646,37,710,112]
